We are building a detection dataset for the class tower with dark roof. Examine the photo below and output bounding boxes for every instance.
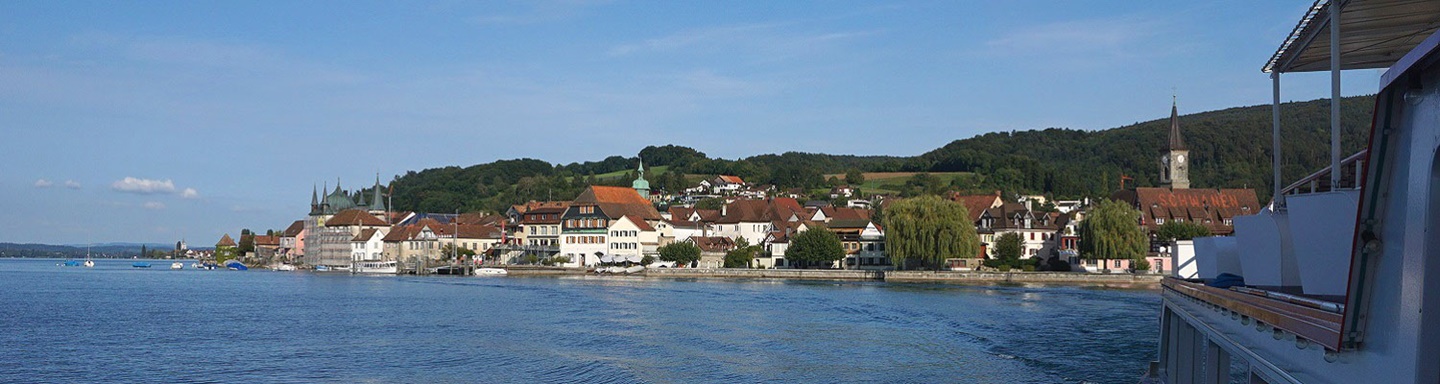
[368,174,386,212]
[1160,97,1191,189]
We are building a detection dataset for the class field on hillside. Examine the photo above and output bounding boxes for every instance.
[822,172,976,194]
[567,165,671,181]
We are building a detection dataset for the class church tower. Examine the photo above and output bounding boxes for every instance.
[632,159,651,199]
[1160,97,1190,189]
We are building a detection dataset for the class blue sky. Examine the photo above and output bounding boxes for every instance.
[1,1,1380,245]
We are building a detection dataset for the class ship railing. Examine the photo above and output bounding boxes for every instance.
[1280,149,1367,197]
[1156,277,1346,383]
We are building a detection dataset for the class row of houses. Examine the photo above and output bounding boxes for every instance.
[238,103,1260,272]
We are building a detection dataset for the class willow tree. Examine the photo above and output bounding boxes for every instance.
[1077,199,1148,261]
[882,195,979,270]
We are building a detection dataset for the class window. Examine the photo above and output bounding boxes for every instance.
[1155,218,1165,225]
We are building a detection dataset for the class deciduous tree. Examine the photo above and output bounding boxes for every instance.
[882,196,979,270]
[1156,220,1211,243]
[786,229,844,269]
[1078,199,1148,261]
[658,242,701,266]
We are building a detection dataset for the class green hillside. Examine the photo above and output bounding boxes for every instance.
[387,96,1375,213]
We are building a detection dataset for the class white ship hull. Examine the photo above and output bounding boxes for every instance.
[354,261,397,274]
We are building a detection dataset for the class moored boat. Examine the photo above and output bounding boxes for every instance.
[474,268,508,276]
[223,260,247,271]
[170,262,183,270]
[355,260,398,274]
[132,262,151,268]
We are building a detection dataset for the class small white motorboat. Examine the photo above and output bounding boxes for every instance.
[170,262,183,270]
[83,260,95,268]
[474,268,508,276]
[275,264,297,271]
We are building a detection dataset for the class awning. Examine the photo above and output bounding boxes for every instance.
[1263,0,1440,73]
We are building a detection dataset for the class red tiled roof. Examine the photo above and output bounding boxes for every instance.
[326,209,388,227]
[351,229,380,242]
[253,235,280,246]
[948,192,1004,222]
[620,215,656,231]
[457,212,505,226]
[282,220,305,237]
[717,175,744,184]
[1113,187,1261,235]
[688,236,736,252]
[216,234,236,247]
[442,224,503,239]
[382,225,422,242]
[511,200,571,214]
[575,186,661,221]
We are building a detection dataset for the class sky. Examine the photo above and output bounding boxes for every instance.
[0,1,1383,245]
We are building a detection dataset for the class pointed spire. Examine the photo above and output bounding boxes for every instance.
[1168,97,1187,151]
[334,178,343,194]
[370,173,385,211]
[311,184,318,206]
[637,158,645,174]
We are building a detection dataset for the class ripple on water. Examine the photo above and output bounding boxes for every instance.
[0,259,1158,383]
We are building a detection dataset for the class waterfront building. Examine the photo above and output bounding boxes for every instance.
[1111,102,1261,237]
[829,219,888,269]
[382,222,441,263]
[687,236,735,268]
[713,198,806,246]
[521,206,566,247]
[303,177,390,267]
[947,191,1006,257]
[215,234,237,263]
[252,235,280,263]
[350,228,385,262]
[278,220,305,263]
[312,208,389,267]
[558,182,666,267]
[437,224,505,261]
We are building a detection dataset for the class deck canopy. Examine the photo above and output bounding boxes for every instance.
[1263,0,1440,73]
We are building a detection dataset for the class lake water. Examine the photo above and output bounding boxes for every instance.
[0,258,1159,383]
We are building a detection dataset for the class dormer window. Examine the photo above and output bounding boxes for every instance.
[1156,218,1166,225]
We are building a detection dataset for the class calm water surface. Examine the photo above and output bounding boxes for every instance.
[0,258,1159,383]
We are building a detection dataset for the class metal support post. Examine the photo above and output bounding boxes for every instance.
[1329,1,1342,190]
[1205,338,1230,384]
[1272,72,1285,209]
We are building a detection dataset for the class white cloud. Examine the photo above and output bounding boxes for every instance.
[978,17,1175,62]
[607,23,880,62]
[143,201,165,210]
[111,177,176,194]
[34,179,53,188]
[64,180,81,189]
[180,188,199,199]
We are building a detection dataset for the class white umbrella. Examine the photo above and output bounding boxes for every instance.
[599,255,613,263]
[626,254,643,263]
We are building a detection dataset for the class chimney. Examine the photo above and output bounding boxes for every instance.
[721,203,728,217]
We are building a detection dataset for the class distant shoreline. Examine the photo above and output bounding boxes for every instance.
[502,266,1163,288]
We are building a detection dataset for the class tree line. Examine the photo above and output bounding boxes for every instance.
[387,96,1375,213]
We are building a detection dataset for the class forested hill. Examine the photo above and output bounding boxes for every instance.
[389,96,1374,213]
